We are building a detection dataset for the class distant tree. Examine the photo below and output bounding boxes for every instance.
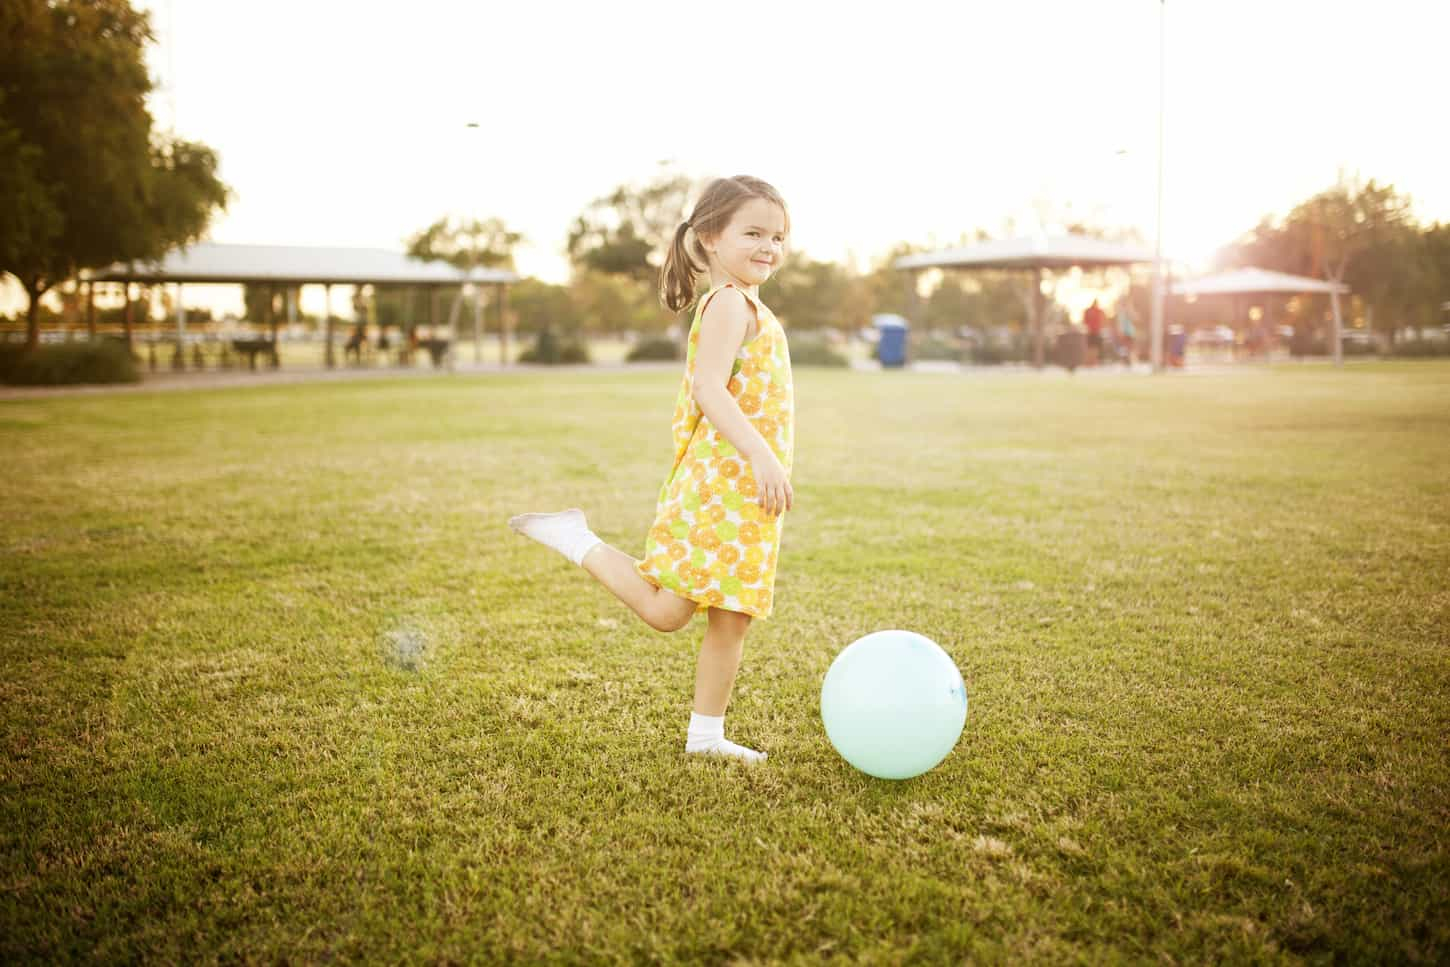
[1224,176,1423,342]
[569,270,673,337]
[242,284,303,324]
[762,256,852,331]
[852,242,927,326]
[0,0,230,350]
[0,92,62,289]
[967,271,1031,331]
[923,275,973,332]
[1424,223,1450,325]
[146,136,228,266]
[405,216,522,271]
[507,278,578,338]
[371,286,422,332]
[566,163,697,284]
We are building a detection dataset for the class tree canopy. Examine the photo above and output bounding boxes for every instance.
[0,0,230,348]
[566,164,695,284]
[1220,176,1440,338]
[405,216,523,272]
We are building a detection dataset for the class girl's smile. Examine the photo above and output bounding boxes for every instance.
[704,197,788,291]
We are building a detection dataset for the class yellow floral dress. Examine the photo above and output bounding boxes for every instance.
[636,281,795,619]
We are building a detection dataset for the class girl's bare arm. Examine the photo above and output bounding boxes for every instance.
[691,288,793,515]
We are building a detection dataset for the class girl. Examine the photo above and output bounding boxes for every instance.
[509,175,794,763]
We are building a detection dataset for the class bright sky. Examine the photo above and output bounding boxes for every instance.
[7,0,1448,316]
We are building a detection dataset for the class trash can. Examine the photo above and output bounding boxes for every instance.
[1168,325,1187,367]
[874,314,908,368]
[1055,329,1086,372]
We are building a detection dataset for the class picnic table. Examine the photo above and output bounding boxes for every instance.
[416,338,451,368]
[230,339,280,369]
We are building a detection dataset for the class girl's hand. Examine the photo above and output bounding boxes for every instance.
[751,450,793,517]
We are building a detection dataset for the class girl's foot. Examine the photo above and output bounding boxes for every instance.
[685,712,767,763]
[685,737,768,764]
[508,509,602,566]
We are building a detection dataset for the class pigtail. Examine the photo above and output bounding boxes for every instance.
[660,220,702,313]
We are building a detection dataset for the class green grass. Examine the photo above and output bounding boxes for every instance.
[2,362,1448,963]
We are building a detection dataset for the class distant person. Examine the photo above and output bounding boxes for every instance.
[1115,302,1137,365]
[1084,298,1106,366]
[1246,319,1267,358]
[344,322,368,365]
[509,176,793,765]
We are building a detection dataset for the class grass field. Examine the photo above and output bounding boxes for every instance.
[2,362,1448,963]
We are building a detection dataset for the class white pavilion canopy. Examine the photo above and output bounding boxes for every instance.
[1171,267,1348,297]
[894,236,1157,367]
[895,236,1156,272]
[85,242,519,287]
[1172,266,1354,365]
[81,242,522,369]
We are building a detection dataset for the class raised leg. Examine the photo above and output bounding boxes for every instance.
[580,542,697,633]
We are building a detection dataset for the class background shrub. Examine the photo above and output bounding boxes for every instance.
[0,340,141,386]
[972,342,1028,365]
[909,332,966,363]
[787,334,849,368]
[518,328,590,365]
[625,337,681,362]
[1390,338,1450,358]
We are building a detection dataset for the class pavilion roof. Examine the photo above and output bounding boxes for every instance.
[1171,266,1351,297]
[894,236,1156,272]
[84,242,520,287]
[1172,267,1348,296]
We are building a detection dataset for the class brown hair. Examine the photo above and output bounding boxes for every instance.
[659,175,789,313]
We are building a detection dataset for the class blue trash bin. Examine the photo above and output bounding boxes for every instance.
[874,314,908,368]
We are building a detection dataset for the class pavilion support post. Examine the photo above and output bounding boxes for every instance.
[498,283,509,366]
[1330,285,1344,367]
[1032,268,1046,369]
[324,284,335,369]
[268,285,279,368]
[85,281,96,340]
[407,286,416,366]
[122,282,134,350]
[473,284,484,363]
[145,285,157,371]
[1151,263,1165,372]
[174,283,187,371]
[444,286,456,373]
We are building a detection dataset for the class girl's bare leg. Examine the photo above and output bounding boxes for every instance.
[508,509,695,633]
[580,543,697,633]
[693,607,751,715]
[684,608,766,762]
[510,511,764,761]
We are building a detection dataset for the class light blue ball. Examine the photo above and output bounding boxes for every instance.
[820,630,968,780]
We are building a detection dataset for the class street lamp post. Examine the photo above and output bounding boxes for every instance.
[1150,0,1166,372]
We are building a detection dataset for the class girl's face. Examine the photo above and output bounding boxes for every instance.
[703,197,788,289]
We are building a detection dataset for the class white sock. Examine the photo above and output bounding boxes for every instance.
[507,508,603,566]
[685,712,767,763]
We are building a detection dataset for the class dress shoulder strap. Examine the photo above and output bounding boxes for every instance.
[696,281,766,321]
